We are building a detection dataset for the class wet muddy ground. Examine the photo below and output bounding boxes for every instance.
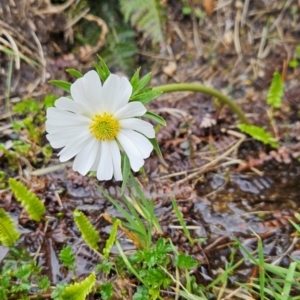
[1,0,300,298]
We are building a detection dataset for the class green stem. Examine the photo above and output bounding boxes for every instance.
[153,83,249,124]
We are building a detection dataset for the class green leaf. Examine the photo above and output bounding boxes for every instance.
[267,71,284,108]
[119,0,165,44]
[296,45,300,59]
[130,68,141,88]
[59,246,76,268]
[49,80,71,93]
[175,253,198,269]
[96,259,114,275]
[149,138,162,157]
[43,94,58,109]
[73,209,100,250]
[99,283,113,300]
[0,208,20,247]
[121,153,131,194]
[130,88,162,104]
[144,268,171,289]
[61,272,96,300]
[132,72,152,96]
[237,124,278,148]
[94,56,111,82]
[100,25,137,74]
[38,276,51,291]
[289,59,299,68]
[13,99,40,114]
[133,286,149,300]
[9,178,46,221]
[66,69,83,78]
[144,111,166,126]
[172,197,193,245]
[103,219,120,258]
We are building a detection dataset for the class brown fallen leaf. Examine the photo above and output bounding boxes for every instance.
[202,0,215,16]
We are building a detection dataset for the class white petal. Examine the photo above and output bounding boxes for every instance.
[110,140,122,181]
[97,142,113,180]
[120,129,153,158]
[46,123,85,134]
[119,118,155,138]
[58,132,93,162]
[46,126,86,148]
[55,97,93,117]
[82,71,103,111]
[117,131,144,172]
[46,108,90,127]
[113,102,147,120]
[73,138,98,175]
[114,77,132,112]
[90,142,101,171]
[101,74,132,113]
[70,77,88,105]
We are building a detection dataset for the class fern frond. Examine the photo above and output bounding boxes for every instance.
[73,209,100,250]
[103,219,120,258]
[267,71,284,108]
[238,124,278,148]
[0,208,20,247]
[101,25,137,74]
[61,272,96,300]
[119,0,165,44]
[9,178,46,221]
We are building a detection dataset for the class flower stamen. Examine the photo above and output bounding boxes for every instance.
[89,113,120,141]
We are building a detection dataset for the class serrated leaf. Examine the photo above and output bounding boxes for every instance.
[73,209,100,250]
[267,71,284,108]
[99,283,113,300]
[9,178,46,221]
[120,0,165,44]
[100,27,137,74]
[49,80,71,93]
[130,88,162,104]
[66,69,83,78]
[103,219,120,258]
[238,124,278,148]
[61,272,96,300]
[144,111,166,126]
[175,253,198,269]
[59,246,76,268]
[0,208,20,247]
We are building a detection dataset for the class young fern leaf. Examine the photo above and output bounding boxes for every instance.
[73,209,100,250]
[267,71,284,108]
[61,272,96,300]
[119,0,165,44]
[0,208,20,247]
[238,124,278,148]
[103,219,121,258]
[100,25,137,74]
[9,178,46,221]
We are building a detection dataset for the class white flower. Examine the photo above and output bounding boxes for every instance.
[46,70,155,181]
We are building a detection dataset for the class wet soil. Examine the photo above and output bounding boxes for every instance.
[1,0,300,298]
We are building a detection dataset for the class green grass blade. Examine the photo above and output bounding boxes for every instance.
[281,262,297,300]
[116,240,147,286]
[171,197,193,245]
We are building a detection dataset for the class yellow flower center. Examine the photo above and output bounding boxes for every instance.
[89,113,120,141]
